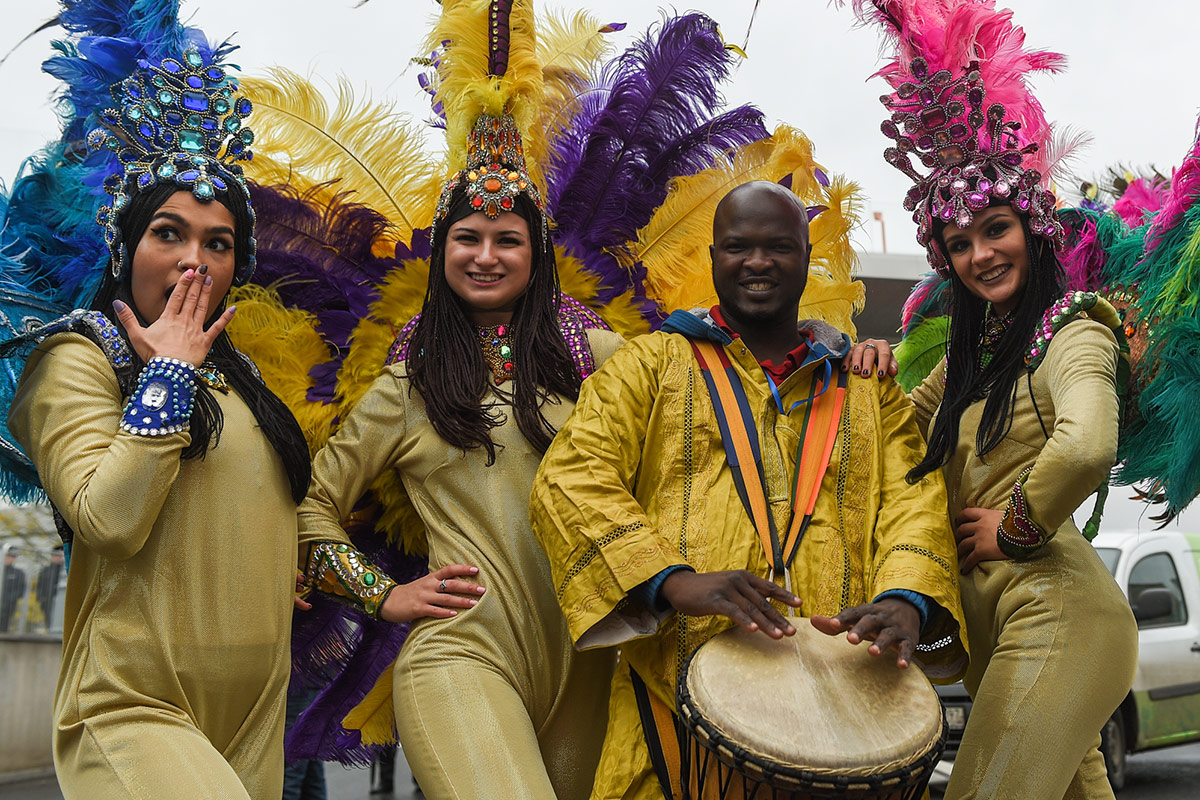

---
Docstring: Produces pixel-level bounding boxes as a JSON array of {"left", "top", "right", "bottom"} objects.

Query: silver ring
[
  {"left": 862, "top": 343, "right": 878, "bottom": 351},
  {"left": 438, "top": 579, "right": 447, "bottom": 593}
]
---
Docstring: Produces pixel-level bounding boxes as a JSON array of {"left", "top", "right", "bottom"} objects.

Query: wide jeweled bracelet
[
  {"left": 304, "top": 542, "right": 398, "bottom": 619},
  {"left": 120, "top": 357, "right": 196, "bottom": 437},
  {"left": 996, "top": 465, "right": 1050, "bottom": 560}
]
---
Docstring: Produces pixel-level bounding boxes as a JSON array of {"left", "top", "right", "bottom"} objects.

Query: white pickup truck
[{"left": 1092, "top": 530, "right": 1200, "bottom": 790}]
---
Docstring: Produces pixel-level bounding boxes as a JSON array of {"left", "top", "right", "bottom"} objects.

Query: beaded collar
[{"left": 978, "top": 307, "right": 1015, "bottom": 370}]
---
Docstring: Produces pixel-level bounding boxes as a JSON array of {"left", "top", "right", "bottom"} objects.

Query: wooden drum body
[{"left": 677, "top": 624, "right": 945, "bottom": 799}]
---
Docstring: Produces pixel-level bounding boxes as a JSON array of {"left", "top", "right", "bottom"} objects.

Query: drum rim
[{"left": 675, "top": 642, "right": 947, "bottom": 793}]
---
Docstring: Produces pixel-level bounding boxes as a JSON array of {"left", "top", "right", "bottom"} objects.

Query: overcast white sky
[{"left": 0, "top": 0, "right": 1196, "bottom": 531}]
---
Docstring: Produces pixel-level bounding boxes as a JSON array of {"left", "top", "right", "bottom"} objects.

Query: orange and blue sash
[{"left": 690, "top": 339, "right": 847, "bottom": 574}]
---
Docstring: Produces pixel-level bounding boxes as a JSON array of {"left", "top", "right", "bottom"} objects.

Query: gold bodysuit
[
  {"left": 910, "top": 318, "right": 1138, "bottom": 800},
  {"left": 9, "top": 334, "right": 298, "bottom": 800},
  {"left": 297, "top": 328, "right": 626, "bottom": 800}
]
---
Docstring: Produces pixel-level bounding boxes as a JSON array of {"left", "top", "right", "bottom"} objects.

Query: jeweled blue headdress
[{"left": 86, "top": 47, "right": 258, "bottom": 283}]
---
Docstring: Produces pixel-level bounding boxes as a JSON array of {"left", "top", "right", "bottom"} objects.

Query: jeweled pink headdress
[{"left": 851, "top": 0, "right": 1071, "bottom": 275}]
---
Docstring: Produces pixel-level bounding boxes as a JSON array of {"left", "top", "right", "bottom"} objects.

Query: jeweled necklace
[
  {"left": 478, "top": 324, "right": 514, "bottom": 385},
  {"left": 978, "top": 306, "right": 1015, "bottom": 370}
]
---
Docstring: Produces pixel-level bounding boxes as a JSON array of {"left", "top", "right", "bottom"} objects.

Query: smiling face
[
  {"left": 941, "top": 206, "right": 1031, "bottom": 317},
  {"left": 443, "top": 211, "right": 533, "bottom": 325},
  {"left": 709, "top": 183, "right": 812, "bottom": 328},
  {"left": 129, "top": 191, "right": 236, "bottom": 322}
]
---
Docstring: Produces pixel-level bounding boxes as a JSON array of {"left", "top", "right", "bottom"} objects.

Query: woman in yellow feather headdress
[{"left": 291, "top": 2, "right": 624, "bottom": 797}]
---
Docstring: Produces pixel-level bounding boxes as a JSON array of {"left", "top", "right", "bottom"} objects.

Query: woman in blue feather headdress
[{"left": 0, "top": 4, "right": 409, "bottom": 797}]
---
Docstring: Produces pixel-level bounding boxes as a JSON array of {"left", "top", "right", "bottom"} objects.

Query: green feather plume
[{"left": 894, "top": 315, "right": 949, "bottom": 393}]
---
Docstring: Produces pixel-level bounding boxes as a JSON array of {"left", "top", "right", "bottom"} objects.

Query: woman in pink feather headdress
[{"left": 843, "top": 2, "right": 1138, "bottom": 798}]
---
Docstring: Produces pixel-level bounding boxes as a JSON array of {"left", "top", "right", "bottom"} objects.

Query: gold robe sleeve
[
  {"left": 8, "top": 334, "right": 190, "bottom": 560},
  {"left": 531, "top": 337, "right": 688, "bottom": 649},
  {"left": 997, "top": 320, "right": 1119, "bottom": 558},
  {"left": 869, "top": 376, "right": 966, "bottom": 658}
]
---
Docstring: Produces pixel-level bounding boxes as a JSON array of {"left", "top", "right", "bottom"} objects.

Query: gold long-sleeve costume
[
  {"left": 530, "top": 320, "right": 969, "bottom": 800},
  {"left": 8, "top": 334, "right": 298, "bottom": 800},
  {"left": 297, "top": 328, "right": 626, "bottom": 800},
  {"left": 910, "top": 318, "right": 1138, "bottom": 800}
]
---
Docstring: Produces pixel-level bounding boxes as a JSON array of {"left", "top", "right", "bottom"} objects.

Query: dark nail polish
[
  {"left": 198, "top": 263, "right": 208, "bottom": 275},
  {"left": 112, "top": 299, "right": 127, "bottom": 312}
]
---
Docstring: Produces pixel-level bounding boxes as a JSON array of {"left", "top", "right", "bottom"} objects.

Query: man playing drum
[{"left": 531, "top": 181, "right": 969, "bottom": 799}]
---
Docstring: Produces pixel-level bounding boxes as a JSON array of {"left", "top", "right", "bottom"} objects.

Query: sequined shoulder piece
[
  {"left": 557, "top": 293, "right": 610, "bottom": 380},
  {"left": 1025, "top": 291, "right": 1117, "bottom": 370},
  {"left": 28, "top": 309, "right": 136, "bottom": 378},
  {"left": 387, "top": 315, "right": 423, "bottom": 367}
]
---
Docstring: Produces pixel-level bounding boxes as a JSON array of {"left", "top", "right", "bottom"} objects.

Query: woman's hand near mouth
[{"left": 114, "top": 267, "right": 236, "bottom": 366}]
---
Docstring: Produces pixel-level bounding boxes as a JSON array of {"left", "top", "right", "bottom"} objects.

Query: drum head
[{"left": 682, "top": 623, "right": 943, "bottom": 778}]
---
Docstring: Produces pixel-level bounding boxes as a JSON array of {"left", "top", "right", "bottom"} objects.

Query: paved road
[{"left": 5, "top": 742, "right": 1199, "bottom": 798}]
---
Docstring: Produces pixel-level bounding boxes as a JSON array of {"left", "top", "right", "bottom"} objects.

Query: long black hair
[
  {"left": 405, "top": 187, "right": 580, "bottom": 465},
  {"left": 90, "top": 182, "right": 311, "bottom": 504},
  {"left": 908, "top": 213, "right": 1066, "bottom": 483}
]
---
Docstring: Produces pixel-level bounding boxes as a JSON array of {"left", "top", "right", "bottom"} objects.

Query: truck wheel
[{"left": 1101, "top": 712, "right": 1127, "bottom": 792}]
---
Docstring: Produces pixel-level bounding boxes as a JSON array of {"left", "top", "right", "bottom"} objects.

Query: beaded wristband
[
  {"left": 120, "top": 357, "right": 196, "bottom": 437},
  {"left": 996, "top": 465, "right": 1050, "bottom": 560},
  {"left": 304, "top": 542, "right": 398, "bottom": 619}
]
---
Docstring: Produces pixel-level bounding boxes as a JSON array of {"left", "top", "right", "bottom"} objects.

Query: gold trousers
[
  {"left": 54, "top": 705, "right": 280, "bottom": 800},
  {"left": 944, "top": 529, "right": 1137, "bottom": 800},
  {"left": 393, "top": 648, "right": 612, "bottom": 800}
]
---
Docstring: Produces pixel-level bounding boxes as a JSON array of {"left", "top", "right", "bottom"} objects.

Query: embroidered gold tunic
[
  {"left": 530, "top": 326, "right": 968, "bottom": 800},
  {"left": 9, "top": 334, "right": 297, "bottom": 800}
]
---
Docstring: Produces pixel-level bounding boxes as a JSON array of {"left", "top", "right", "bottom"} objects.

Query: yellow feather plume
[
  {"left": 240, "top": 70, "right": 443, "bottom": 247},
  {"left": 341, "top": 659, "right": 397, "bottom": 747},
  {"left": 428, "top": 0, "right": 546, "bottom": 189},
  {"left": 803, "top": 174, "right": 865, "bottom": 337},
  {"left": 635, "top": 125, "right": 864, "bottom": 334},
  {"left": 225, "top": 285, "right": 339, "bottom": 452},
  {"left": 535, "top": 8, "right": 615, "bottom": 168},
  {"left": 636, "top": 125, "right": 821, "bottom": 312},
  {"left": 554, "top": 246, "right": 651, "bottom": 339}
]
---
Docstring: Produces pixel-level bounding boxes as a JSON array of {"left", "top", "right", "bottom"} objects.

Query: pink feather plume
[
  {"left": 1144, "top": 119, "right": 1200, "bottom": 252},
  {"left": 849, "top": 0, "right": 1065, "bottom": 178},
  {"left": 1112, "top": 177, "right": 1169, "bottom": 228}
]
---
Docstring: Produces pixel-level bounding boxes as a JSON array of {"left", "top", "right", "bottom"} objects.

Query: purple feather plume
[
  {"left": 248, "top": 183, "right": 422, "bottom": 402},
  {"left": 550, "top": 13, "right": 769, "bottom": 250}
]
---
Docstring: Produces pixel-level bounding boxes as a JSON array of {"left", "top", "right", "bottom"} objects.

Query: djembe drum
[{"left": 676, "top": 623, "right": 945, "bottom": 799}]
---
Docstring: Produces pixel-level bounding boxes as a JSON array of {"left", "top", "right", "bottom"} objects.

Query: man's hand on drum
[
  {"left": 810, "top": 598, "right": 921, "bottom": 669},
  {"left": 842, "top": 338, "right": 897, "bottom": 379},
  {"left": 661, "top": 570, "right": 803, "bottom": 639}
]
